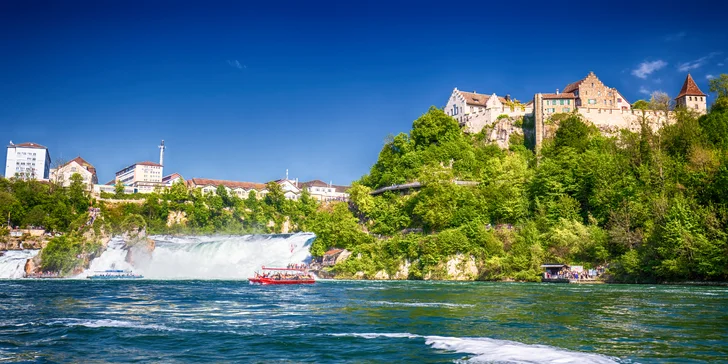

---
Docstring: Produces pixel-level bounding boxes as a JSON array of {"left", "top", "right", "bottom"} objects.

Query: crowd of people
[
  {"left": 254, "top": 271, "right": 314, "bottom": 281},
  {"left": 544, "top": 265, "right": 606, "bottom": 280},
  {"left": 286, "top": 263, "right": 308, "bottom": 270}
]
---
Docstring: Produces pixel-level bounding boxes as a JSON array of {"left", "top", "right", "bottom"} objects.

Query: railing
[{"left": 370, "top": 180, "right": 479, "bottom": 196}]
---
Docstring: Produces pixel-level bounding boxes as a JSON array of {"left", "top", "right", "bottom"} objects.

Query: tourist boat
[
  {"left": 87, "top": 269, "right": 143, "bottom": 279},
  {"left": 249, "top": 266, "right": 315, "bottom": 285}
]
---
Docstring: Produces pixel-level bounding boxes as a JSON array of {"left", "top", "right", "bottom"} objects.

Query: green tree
[{"left": 114, "top": 180, "right": 125, "bottom": 198}]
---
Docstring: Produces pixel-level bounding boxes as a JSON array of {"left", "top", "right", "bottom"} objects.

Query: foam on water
[
  {"left": 332, "top": 333, "right": 620, "bottom": 363},
  {"left": 0, "top": 250, "right": 39, "bottom": 278},
  {"left": 84, "top": 233, "right": 315, "bottom": 279}
]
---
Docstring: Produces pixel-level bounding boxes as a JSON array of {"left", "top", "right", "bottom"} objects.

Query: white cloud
[
  {"left": 639, "top": 86, "right": 651, "bottom": 95},
  {"left": 706, "top": 74, "right": 716, "bottom": 80},
  {"left": 632, "top": 60, "right": 668, "bottom": 79},
  {"left": 664, "top": 32, "right": 686, "bottom": 42},
  {"left": 718, "top": 63, "right": 725, "bottom": 67},
  {"left": 678, "top": 52, "right": 722, "bottom": 72},
  {"left": 226, "top": 60, "right": 246, "bottom": 70}
]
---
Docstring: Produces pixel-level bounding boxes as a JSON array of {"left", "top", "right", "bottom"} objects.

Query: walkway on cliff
[{"left": 370, "top": 180, "right": 479, "bottom": 196}]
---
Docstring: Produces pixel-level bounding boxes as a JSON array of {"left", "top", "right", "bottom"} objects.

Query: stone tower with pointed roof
[{"left": 675, "top": 74, "right": 707, "bottom": 114}]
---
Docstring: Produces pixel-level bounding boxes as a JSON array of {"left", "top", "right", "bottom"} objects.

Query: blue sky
[{"left": 1, "top": 1, "right": 726, "bottom": 184}]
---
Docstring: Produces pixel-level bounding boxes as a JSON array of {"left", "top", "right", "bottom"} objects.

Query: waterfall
[
  {"left": 0, "top": 250, "right": 38, "bottom": 278},
  {"left": 83, "top": 233, "right": 316, "bottom": 279}
]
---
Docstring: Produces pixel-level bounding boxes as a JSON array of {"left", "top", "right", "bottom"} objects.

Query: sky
[{"left": 1, "top": 0, "right": 727, "bottom": 185}]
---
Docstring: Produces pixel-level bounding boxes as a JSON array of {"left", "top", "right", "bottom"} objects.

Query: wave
[
  {"left": 48, "top": 318, "right": 187, "bottom": 332},
  {"left": 330, "top": 332, "right": 620, "bottom": 363}
]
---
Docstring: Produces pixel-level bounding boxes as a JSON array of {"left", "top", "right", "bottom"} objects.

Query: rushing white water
[
  {"left": 332, "top": 333, "right": 619, "bottom": 363},
  {"left": 0, "top": 250, "right": 38, "bottom": 278},
  {"left": 77, "top": 238, "right": 134, "bottom": 278},
  {"left": 83, "top": 233, "right": 315, "bottom": 279}
]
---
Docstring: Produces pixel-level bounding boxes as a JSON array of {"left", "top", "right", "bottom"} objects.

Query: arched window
[{"left": 689, "top": 96, "right": 692, "bottom": 101}]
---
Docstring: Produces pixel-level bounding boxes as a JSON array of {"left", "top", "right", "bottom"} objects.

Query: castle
[{"left": 446, "top": 73, "right": 707, "bottom": 148}]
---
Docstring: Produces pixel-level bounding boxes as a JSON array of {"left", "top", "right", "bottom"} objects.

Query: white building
[
  {"left": 444, "top": 88, "right": 533, "bottom": 134},
  {"left": 50, "top": 156, "right": 98, "bottom": 187},
  {"left": 187, "top": 178, "right": 267, "bottom": 198},
  {"left": 115, "top": 161, "right": 164, "bottom": 193},
  {"left": 4, "top": 142, "right": 51, "bottom": 180},
  {"left": 299, "top": 180, "right": 349, "bottom": 201},
  {"left": 162, "top": 173, "right": 184, "bottom": 187}
]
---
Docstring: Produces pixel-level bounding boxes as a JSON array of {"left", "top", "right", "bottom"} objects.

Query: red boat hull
[{"left": 249, "top": 277, "right": 315, "bottom": 285}]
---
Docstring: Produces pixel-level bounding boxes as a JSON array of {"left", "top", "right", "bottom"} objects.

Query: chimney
[
  {"left": 158, "top": 140, "right": 165, "bottom": 166},
  {"left": 556, "top": 89, "right": 559, "bottom": 94},
  {"left": 295, "top": 178, "right": 298, "bottom": 187},
  {"left": 505, "top": 94, "right": 510, "bottom": 102}
]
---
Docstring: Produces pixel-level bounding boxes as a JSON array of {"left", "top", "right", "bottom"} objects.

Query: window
[
  {"left": 701, "top": 97, "right": 704, "bottom": 101},
  {"left": 689, "top": 96, "right": 692, "bottom": 101},
  {"left": 598, "top": 91, "right": 601, "bottom": 96},
  {"left": 567, "top": 100, "right": 571, "bottom": 105},
  {"left": 695, "top": 104, "right": 698, "bottom": 109},
  {"left": 591, "top": 83, "right": 594, "bottom": 87},
  {"left": 617, "top": 98, "right": 622, "bottom": 103},
  {"left": 588, "top": 99, "right": 597, "bottom": 104},
  {"left": 564, "top": 107, "right": 570, "bottom": 112}
]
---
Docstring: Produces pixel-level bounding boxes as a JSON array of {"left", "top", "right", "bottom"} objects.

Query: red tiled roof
[
  {"left": 300, "top": 179, "right": 329, "bottom": 188},
  {"left": 137, "top": 161, "right": 163, "bottom": 167},
  {"left": 10, "top": 142, "right": 47, "bottom": 149},
  {"left": 563, "top": 77, "right": 586, "bottom": 94},
  {"left": 63, "top": 156, "right": 97, "bottom": 176},
  {"left": 189, "top": 178, "right": 266, "bottom": 190},
  {"left": 458, "top": 91, "right": 511, "bottom": 106},
  {"left": 333, "top": 185, "right": 350, "bottom": 193},
  {"left": 542, "top": 92, "right": 576, "bottom": 100},
  {"left": 162, "top": 173, "right": 183, "bottom": 183},
  {"left": 676, "top": 74, "right": 706, "bottom": 99},
  {"left": 324, "top": 248, "right": 344, "bottom": 256}
]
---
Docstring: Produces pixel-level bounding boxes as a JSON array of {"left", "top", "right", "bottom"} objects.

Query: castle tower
[{"left": 675, "top": 74, "right": 707, "bottom": 114}]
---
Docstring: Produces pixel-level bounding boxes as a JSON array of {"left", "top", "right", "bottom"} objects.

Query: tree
[
  {"left": 632, "top": 99, "right": 649, "bottom": 111},
  {"left": 68, "top": 173, "right": 89, "bottom": 213},
  {"left": 554, "top": 115, "right": 591, "bottom": 151},
  {"left": 709, "top": 74, "right": 728, "bottom": 99},
  {"left": 114, "top": 180, "right": 125, "bottom": 198}
]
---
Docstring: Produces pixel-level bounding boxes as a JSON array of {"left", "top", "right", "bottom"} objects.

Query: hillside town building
[
  {"left": 162, "top": 173, "right": 184, "bottom": 187},
  {"left": 444, "top": 89, "right": 533, "bottom": 134},
  {"left": 114, "top": 161, "right": 164, "bottom": 193},
  {"left": 451, "top": 72, "right": 709, "bottom": 149},
  {"left": 4, "top": 142, "right": 51, "bottom": 180},
  {"left": 50, "top": 156, "right": 98, "bottom": 187},
  {"left": 299, "top": 180, "right": 350, "bottom": 201},
  {"left": 187, "top": 178, "right": 267, "bottom": 198}
]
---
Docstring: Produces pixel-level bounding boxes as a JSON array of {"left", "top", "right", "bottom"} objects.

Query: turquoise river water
[{"left": 0, "top": 280, "right": 726, "bottom": 363}]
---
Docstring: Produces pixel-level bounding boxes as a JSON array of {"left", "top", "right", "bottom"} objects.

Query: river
[{"left": 0, "top": 280, "right": 725, "bottom": 363}]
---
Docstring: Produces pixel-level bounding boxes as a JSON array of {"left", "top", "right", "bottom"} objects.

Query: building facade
[
  {"left": 675, "top": 74, "right": 707, "bottom": 114},
  {"left": 187, "top": 178, "right": 267, "bottom": 198},
  {"left": 115, "top": 161, "right": 164, "bottom": 193},
  {"left": 162, "top": 173, "right": 184, "bottom": 187},
  {"left": 562, "top": 72, "right": 631, "bottom": 111},
  {"left": 541, "top": 92, "right": 577, "bottom": 115},
  {"left": 299, "top": 180, "right": 349, "bottom": 201},
  {"left": 444, "top": 88, "right": 533, "bottom": 133},
  {"left": 4, "top": 142, "right": 51, "bottom": 180},
  {"left": 50, "top": 156, "right": 98, "bottom": 187}
]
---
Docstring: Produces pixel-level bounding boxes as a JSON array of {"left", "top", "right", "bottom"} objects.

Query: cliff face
[{"left": 340, "top": 254, "right": 483, "bottom": 281}]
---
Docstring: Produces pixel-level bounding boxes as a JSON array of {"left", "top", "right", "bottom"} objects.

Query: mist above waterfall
[{"left": 84, "top": 233, "right": 315, "bottom": 279}]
